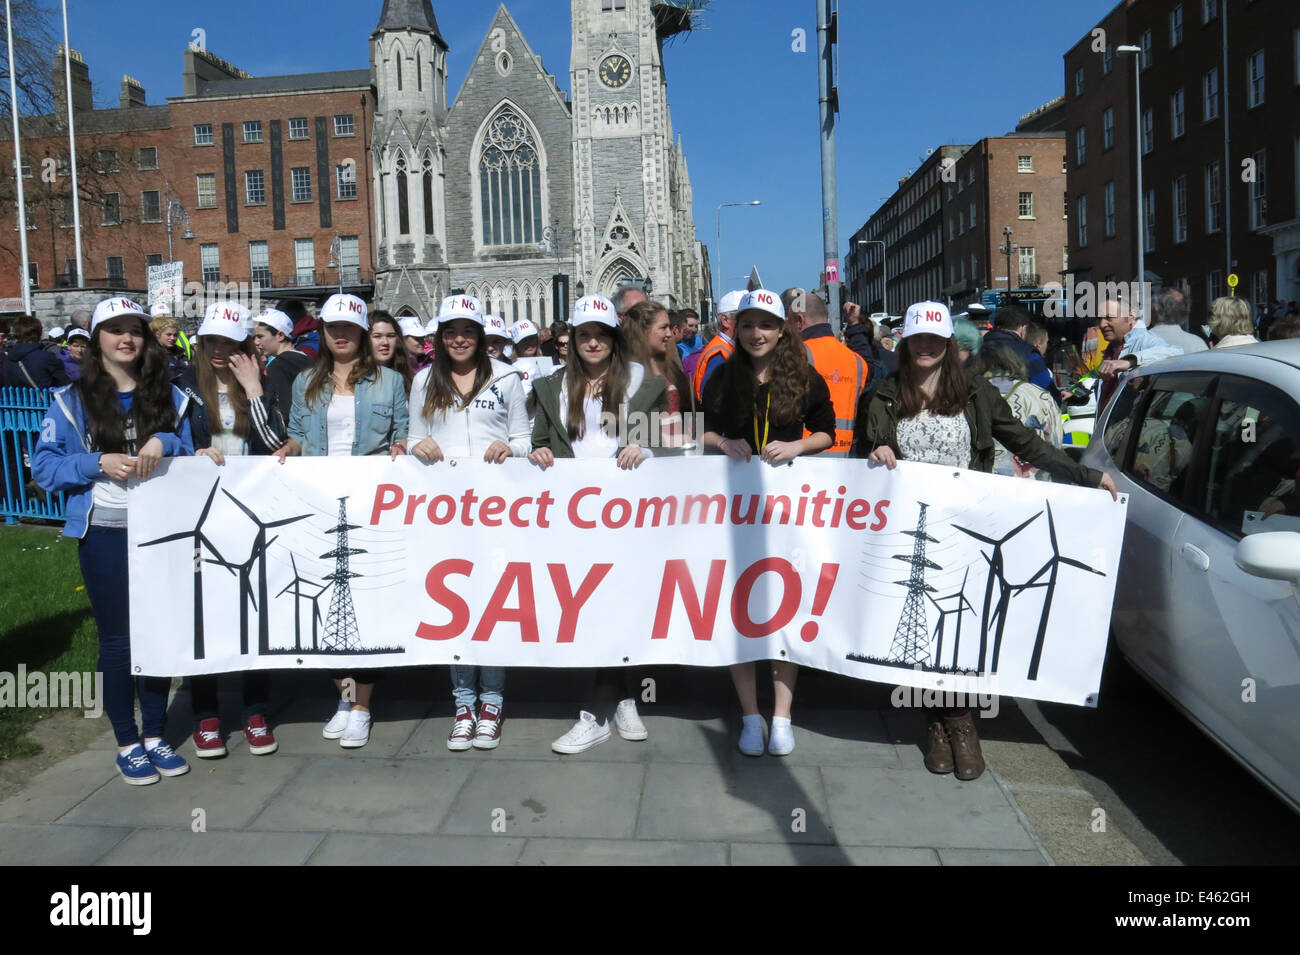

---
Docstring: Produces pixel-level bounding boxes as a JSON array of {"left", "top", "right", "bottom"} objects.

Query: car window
[
  {"left": 1102, "top": 377, "right": 1144, "bottom": 463},
  {"left": 1127, "top": 379, "right": 1211, "bottom": 498},
  {"left": 1201, "top": 375, "right": 1300, "bottom": 539}
]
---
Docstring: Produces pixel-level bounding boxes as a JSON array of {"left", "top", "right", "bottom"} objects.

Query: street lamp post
[
  {"left": 857, "top": 239, "right": 887, "bottom": 314},
  {"left": 164, "top": 183, "right": 192, "bottom": 262},
  {"left": 1000, "top": 226, "right": 1017, "bottom": 291},
  {"left": 716, "top": 200, "right": 760, "bottom": 307},
  {"left": 1116, "top": 44, "right": 1146, "bottom": 320}
]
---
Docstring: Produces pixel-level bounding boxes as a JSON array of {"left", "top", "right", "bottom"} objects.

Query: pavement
[{"left": 0, "top": 667, "right": 1149, "bottom": 865}]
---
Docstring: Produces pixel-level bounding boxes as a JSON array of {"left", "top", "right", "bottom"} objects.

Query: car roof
[{"left": 1134, "top": 339, "right": 1300, "bottom": 375}]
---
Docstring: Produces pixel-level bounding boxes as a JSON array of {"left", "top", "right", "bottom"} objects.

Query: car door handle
[{"left": 1181, "top": 543, "right": 1210, "bottom": 572}]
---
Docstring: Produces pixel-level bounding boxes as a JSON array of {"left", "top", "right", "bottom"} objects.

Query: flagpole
[
  {"left": 6, "top": 0, "right": 33, "bottom": 314},
  {"left": 61, "top": 0, "right": 82, "bottom": 287}
]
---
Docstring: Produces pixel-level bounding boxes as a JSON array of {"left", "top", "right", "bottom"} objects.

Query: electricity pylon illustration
[
  {"left": 222, "top": 490, "right": 310, "bottom": 654},
  {"left": 320, "top": 497, "right": 366, "bottom": 651},
  {"left": 926, "top": 566, "right": 977, "bottom": 670},
  {"left": 276, "top": 553, "right": 329, "bottom": 652},
  {"left": 139, "top": 479, "right": 222, "bottom": 660},
  {"left": 207, "top": 535, "right": 277, "bottom": 655},
  {"left": 887, "top": 503, "right": 941, "bottom": 665},
  {"left": 954, "top": 511, "right": 1041, "bottom": 675},
  {"left": 1005, "top": 502, "right": 1106, "bottom": 680}
]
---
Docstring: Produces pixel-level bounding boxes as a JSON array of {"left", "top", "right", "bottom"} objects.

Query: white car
[{"left": 1082, "top": 340, "right": 1300, "bottom": 813}]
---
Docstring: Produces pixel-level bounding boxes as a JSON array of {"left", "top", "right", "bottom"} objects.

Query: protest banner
[{"left": 128, "top": 456, "right": 1126, "bottom": 706}]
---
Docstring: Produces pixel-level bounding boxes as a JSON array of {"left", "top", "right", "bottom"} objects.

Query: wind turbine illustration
[
  {"left": 276, "top": 553, "right": 329, "bottom": 652},
  {"left": 222, "top": 490, "right": 311, "bottom": 655},
  {"left": 207, "top": 534, "right": 278, "bottom": 656},
  {"left": 925, "top": 566, "right": 977, "bottom": 670},
  {"left": 954, "top": 510, "right": 1042, "bottom": 675},
  {"left": 139, "top": 479, "right": 222, "bottom": 660},
  {"left": 1006, "top": 502, "right": 1106, "bottom": 680}
]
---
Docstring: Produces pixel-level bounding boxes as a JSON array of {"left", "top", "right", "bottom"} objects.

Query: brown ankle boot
[
  {"left": 923, "top": 711, "right": 954, "bottom": 774},
  {"left": 944, "top": 709, "right": 985, "bottom": 780}
]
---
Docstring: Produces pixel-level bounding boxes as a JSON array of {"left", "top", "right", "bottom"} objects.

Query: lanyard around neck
[{"left": 753, "top": 389, "right": 771, "bottom": 453}]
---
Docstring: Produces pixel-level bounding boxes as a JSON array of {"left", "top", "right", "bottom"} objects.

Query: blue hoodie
[{"left": 32, "top": 383, "right": 193, "bottom": 539}]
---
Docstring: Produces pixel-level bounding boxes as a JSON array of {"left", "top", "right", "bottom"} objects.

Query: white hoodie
[{"left": 407, "top": 357, "right": 531, "bottom": 458}]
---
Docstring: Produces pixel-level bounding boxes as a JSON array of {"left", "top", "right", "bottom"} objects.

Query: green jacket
[
  {"left": 852, "top": 369, "right": 1103, "bottom": 487},
  {"left": 530, "top": 362, "right": 669, "bottom": 458}
]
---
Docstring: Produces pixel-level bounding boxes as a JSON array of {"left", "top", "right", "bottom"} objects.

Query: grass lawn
[{"left": 0, "top": 525, "right": 98, "bottom": 759}]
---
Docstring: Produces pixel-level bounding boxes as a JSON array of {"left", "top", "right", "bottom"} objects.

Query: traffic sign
[{"left": 1227, "top": 272, "right": 1239, "bottom": 288}]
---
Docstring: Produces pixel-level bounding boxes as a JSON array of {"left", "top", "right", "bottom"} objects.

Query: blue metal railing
[{"left": 1, "top": 387, "right": 66, "bottom": 525}]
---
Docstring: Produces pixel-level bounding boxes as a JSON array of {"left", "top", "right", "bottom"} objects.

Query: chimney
[
  {"left": 52, "top": 46, "right": 92, "bottom": 120},
  {"left": 120, "top": 75, "right": 146, "bottom": 108}
]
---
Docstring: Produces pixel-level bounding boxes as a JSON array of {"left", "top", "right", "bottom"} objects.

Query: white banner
[
  {"left": 146, "top": 261, "right": 183, "bottom": 307},
  {"left": 128, "top": 457, "right": 1128, "bottom": 706}
]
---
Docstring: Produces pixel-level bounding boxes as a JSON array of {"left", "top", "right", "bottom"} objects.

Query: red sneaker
[
  {"left": 192, "top": 717, "right": 227, "bottom": 758},
  {"left": 447, "top": 705, "right": 476, "bottom": 751},
  {"left": 473, "top": 703, "right": 503, "bottom": 750},
  {"left": 244, "top": 714, "right": 278, "bottom": 755}
]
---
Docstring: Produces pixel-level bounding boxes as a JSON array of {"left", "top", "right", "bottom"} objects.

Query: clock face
[{"left": 599, "top": 54, "right": 632, "bottom": 89}]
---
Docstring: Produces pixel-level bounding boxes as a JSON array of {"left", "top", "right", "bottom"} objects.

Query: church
[{"left": 368, "top": 0, "right": 711, "bottom": 325}]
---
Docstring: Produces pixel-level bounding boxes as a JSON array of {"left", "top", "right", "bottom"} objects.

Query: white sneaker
[
  {"left": 614, "top": 698, "right": 648, "bottom": 741},
  {"left": 340, "top": 709, "right": 371, "bottom": 749},
  {"left": 551, "top": 710, "right": 611, "bottom": 754},
  {"left": 738, "top": 715, "right": 765, "bottom": 756},
  {"left": 768, "top": 717, "right": 795, "bottom": 756},
  {"left": 322, "top": 700, "right": 352, "bottom": 739}
]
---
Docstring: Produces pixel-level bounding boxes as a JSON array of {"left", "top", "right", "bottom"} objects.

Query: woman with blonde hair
[
  {"left": 150, "top": 315, "right": 190, "bottom": 373},
  {"left": 1208, "top": 296, "right": 1258, "bottom": 348}
]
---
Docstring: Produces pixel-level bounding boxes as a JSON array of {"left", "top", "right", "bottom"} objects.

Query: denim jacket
[{"left": 288, "top": 365, "right": 409, "bottom": 456}]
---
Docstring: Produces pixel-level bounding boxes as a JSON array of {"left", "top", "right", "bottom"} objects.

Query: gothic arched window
[
  {"left": 479, "top": 107, "right": 543, "bottom": 246},
  {"left": 422, "top": 154, "right": 434, "bottom": 236},
  {"left": 395, "top": 153, "right": 410, "bottom": 236}
]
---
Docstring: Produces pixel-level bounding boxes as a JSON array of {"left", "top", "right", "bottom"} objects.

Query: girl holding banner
[
  {"left": 700, "top": 289, "right": 835, "bottom": 757},
  {"left": 530, "top": 294, "right": 668, "bottom": 754},
  {"left": 279, "top": 293, "right": 410, "bottom": 750},
  {"left": 408, "top": 294, "right": 530, "bottom": 751},
  {"left": 623, "top": 300, "right": 694, "bottom": 450},
  {"left": 32, "top": 296, "right": 195, "bottom": 786},
  {"left": 178, "top": 301, "right": 290, "bottom": 759},
  {"left": 855, "top": 301, "right": 1117, "bottom": 781}
]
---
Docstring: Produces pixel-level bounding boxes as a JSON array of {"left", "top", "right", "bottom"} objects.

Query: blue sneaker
[
  {"left": 144, "top": 740, "right": 190, "bottom": 777},
  {"left": 116, "top": 745, "right": 160, "bottom": 786}
]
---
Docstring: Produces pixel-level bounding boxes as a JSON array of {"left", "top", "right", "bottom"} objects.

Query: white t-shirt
[
  {"left": 211, "top": 387, "right": 248, "bottom": 458},
  {"left": 326, "top": 394, "right": 356, "bottom": 457},
  {"left": 572, "top": 393, "right": 618, "bottom": 459}
]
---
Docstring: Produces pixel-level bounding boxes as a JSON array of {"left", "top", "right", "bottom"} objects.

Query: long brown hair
[
  {"left": 303, "top": 322, "right": 379, "bottom": 409},
  {"left": 369, "top": 312, "right": 413, "bottom": 396},
  {"left": 421, "top": 321, "right": 493, "bottom": 420},
  {"left": 712, "top": 316, "right": 810, "bottom": 427},
  {"left": 565, "top": 322, "right": 631, "bottom": 441},
  {"left": 896, "top": 335, "right": 970, "bottom": 418},
  {"left": 623, "top": 300, "right": 692, "bottom": 409},
  {"left": 195, "top": 336, "right": 255, "bottom": 437},
  {"left": 76, "top": 316, "right": 176, "bottom": 453}
]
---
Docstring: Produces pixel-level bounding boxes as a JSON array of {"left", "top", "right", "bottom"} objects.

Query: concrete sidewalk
[{"left": 0, "top": 671, "right": 1148, "bottom": 865}]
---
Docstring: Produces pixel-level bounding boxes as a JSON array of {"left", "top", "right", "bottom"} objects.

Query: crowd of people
[{"left": 20, "top": 274, "right": 1293, "bottom": 789}]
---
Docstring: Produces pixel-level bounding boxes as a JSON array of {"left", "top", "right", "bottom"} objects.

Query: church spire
[{"left": 373, "top": 0, "right": 446, "bottom": 47}]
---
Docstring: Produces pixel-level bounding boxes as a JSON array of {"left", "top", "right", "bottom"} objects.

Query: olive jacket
[
  {"left": 531, "top": 361, "right": 668, "bottom": 459},
  {"left": 852, "top": 369, "right": 1104, "bottom": 486}
]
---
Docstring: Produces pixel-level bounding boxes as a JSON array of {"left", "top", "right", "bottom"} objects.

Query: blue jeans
[
  {"left": 451, "top": 666, "right": 504, "bottom": 709},
  {"left": 78, "top": 526, "right": 172, "bottom": 747}
]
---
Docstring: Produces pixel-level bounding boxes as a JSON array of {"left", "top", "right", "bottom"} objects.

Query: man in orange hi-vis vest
[
  {"left": 692, "top": 289, "right": 746, "bottom": 402},
  {"left": 783, "top": 288, "right": 869, "bottom": 457}
]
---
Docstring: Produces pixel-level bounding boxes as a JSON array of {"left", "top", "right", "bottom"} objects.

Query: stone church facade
[{"left": 369, "top": 0, "right": 709, "bottom": 326}]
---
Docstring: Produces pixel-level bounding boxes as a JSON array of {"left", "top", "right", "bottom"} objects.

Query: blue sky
[{"left": 59, "top": 0, "right": 1115, "bottom": 295}]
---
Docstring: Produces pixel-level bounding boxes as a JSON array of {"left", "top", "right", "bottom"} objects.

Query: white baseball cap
[
  {"left": 67, "top": 327, "right": 90, "bottom": 341},
  {"left": 255, "top": 307, "right": 294, "bottom": 339},
  {"left": 736, "top": 288, "right": 785, "bottom": 321},
  {"left": 483, "top": 314, "right": 509, "bottom": 339},
  {"left": 902, "top": 301, "right": 954, "bottom": 339},
  {"left": 718, "top": 289, "right": 747, "bottom": 316},
  {"left": 438, "top": 294, "right": 484, "bottom": 327},
  {"left": 48, "top": 326, "right": 65, "bottom": 340},
  {"left": 198, "top": 300, "right": 252, "bottom": 342},
  {"left": 149, "top": 299, "right": 173, "bottom": 318},
  {"left": 398, "top": 317, "right": 426, "bottom": 338},
  {"left": 571, "top": 294, "right": 618, "bottom": 329},
  {"left": 319, "top": 293, "right": 369, "bottom": 329},
  {"left": 91, "top": 296, "right": 147, "bottom": 331},
  {"left": 510, "top": 319, "right": 539, "bottom": 344}
]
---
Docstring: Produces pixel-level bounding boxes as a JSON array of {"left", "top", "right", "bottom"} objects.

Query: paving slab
[
  {"left": 1010, "top": 791, "right": 1148, "bottom": 866},
  {"left": 440, "top": 761, "right": 644, "bottom": 839},
  {"left": 0, "top": 746, "right": 117, "bottom": 824},
  {"left": 762, "top": 710, "right": 905, "bottom": 768},
  {"left": 938, "top": 848, "right": 1048, "bottom": 866},
  {"left": 517, "top": 837, "right": 727, "bottom": 865},
  {"left": 307, "top": 832, "right": 526, "bottom": 865},
  {"left": 636, "top": 761, "right": 836, "bottom": 845},
  {"left": 59, "top": 756, "right": 307, "bottom": 831},
  {"left": 729, "top": 843, "right": 939, "bottom": 866},
  {"left": 0, "top": 822, "right": 132, "bottom": 865},
  {"left": 250, "top": 756, "right": 472, "bottom": 834},
  {"left": 821, "top": 765, "right": 1038, "bottom": 850},
  {"left": 97, "top": 829, "right": 324, "bottom": 865}
]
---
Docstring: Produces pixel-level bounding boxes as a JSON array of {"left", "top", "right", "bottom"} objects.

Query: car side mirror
[{"left": 1234, "top": 532, "right": 1300, "bottom": 583}]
